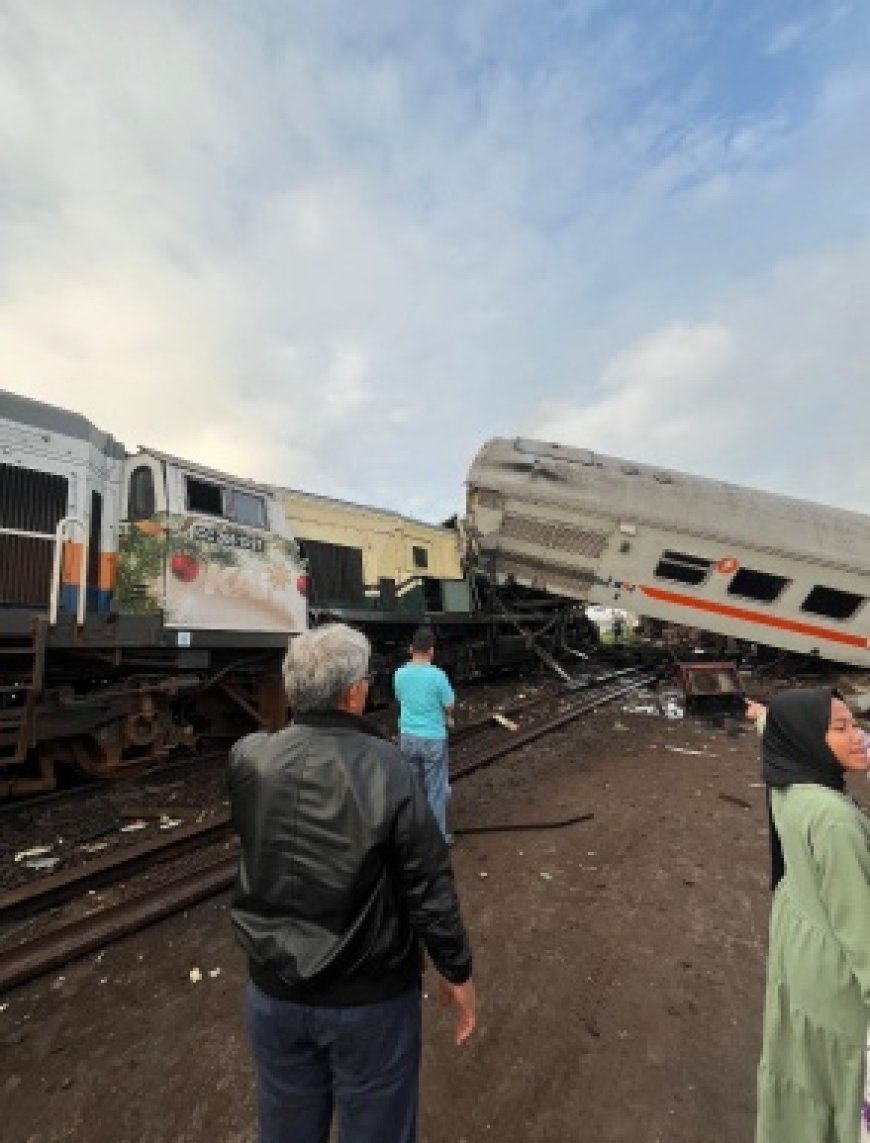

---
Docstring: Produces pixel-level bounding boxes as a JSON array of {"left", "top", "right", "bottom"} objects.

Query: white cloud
[
  {"left": 0, "top": 0, "right": 868, "bottom": 525},
  {"left": 526, "top": 240, "right": 870, "bottom": 511}
]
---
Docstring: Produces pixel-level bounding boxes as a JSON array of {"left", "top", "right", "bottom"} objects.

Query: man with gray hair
[{"left": 229, "top": 623, "right": 475, "bottom": 1143}]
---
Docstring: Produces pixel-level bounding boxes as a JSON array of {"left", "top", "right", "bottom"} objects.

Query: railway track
[{"left": 0, "top": 667, "right": 658, "bottom": 992}]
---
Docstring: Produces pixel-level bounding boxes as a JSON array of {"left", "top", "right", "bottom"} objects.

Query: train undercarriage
[
  {"left": 0, "top": 611, "right": 288, "bottom": 797},
  {"left": 0, "top": 586, "right": 599, "bottom": 799}
]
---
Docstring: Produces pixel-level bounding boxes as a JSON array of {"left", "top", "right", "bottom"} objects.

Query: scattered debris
[
  {"left": 479, "top": 871, "right": 488, "bottom": 879},
  {"left": 189, "top": 967, "right": 203, "bottom": 984},
  {"left": 665, "top": 746, "right": 716, "bottom": 757},
  {"left": 677, "top": 661, "right": 745, "bottom": 716},
  {"left": 718, "top": 792, "right": 753, "bottom": 810},
  {"left": 158, "top": 816, "right": 183, "bottom": 830},
  {"left": 623, "top": 703, "right": 659, "bottom": 715},
  {"left": 14, "top": 846, "right": 61, "bottom": 872},
  {"left": 663, "top": 699, "right": 684, "bottom": 720},
  {"left": 540, "top": 872, "right": 553, "bottom": 881},
  {"left": 22, "top": 857, "right": 61, "bottom": 872},
  {"left": 208, "top": 968, "right": 221, "bottom": 979},
  {"left": 492, "top": 713, "right": 519, "bottom": 732},
  {"left": 14, "top": 846, "right": 53, "bottom": 862},
  {"left": 120, "top": 821, "right": 149, "bottom": 833},
  {"left": 80, "top": 841, "right": 110, "bottom": 854}
]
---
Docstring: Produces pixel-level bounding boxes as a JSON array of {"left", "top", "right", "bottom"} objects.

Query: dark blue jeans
[
  {"left": 245, "top": 982, "right": 421, "bottom": 1143},
  {"left": 400, "top": 735, "right": 450, "bottom": 838}
]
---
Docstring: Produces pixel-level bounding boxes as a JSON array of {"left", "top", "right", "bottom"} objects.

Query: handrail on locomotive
[
  {"left": 48, "top": 516, "right": 88, "bottom": 627},
  {"left": 0, "top": 516, "right": 89, "bottom": 628}
]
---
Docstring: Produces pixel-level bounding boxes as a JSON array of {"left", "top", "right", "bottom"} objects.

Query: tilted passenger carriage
[{"left": 466, "top": 437, "right": 870, "bottom": 667}]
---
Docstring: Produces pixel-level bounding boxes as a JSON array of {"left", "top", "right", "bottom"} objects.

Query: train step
[{"left": 0, "top": 727, "right": 24, "bottom": 748}]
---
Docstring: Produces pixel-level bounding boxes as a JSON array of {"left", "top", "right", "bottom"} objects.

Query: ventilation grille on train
[
  {"left": 0, "top": 535, "right": 56, "bottom": 606},
  {"left": 497, "top": 555, "right": 595, "bottom": 597},
  {"left": 0, "top": 464, "right": 68, "bottom": 533},
  {"left": 0, "top": 465, "right": 68, "bottom": 607},
  {"left": 499, "top": 514, "right": 609, "bottom": 558}
]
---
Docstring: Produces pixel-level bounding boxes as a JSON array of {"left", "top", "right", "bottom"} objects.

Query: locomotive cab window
[
  {"left": 653, "top": 550, "right": 711, "bottom": 586},
  {"left": 800, "top": 585, "right": 865, "bottom": 620},
  {"left": 186, "top": 477, "right": 224, "bottom": 517},
  {"left": 229, "top": 489, "right": 267, "bottom": 529},
  {"left": 727, "top": 568, "right": 790, "bottom": 603},
  {"left": 128, "top": 466, "right": 156, "bottom": 521},
  {"left": 412, "top": 545, "right": 429, "bottom": 570}
]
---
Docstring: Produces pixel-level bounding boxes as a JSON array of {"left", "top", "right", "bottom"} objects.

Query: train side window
[
  {"left": 653, "top": 550, "right": 711, "bottom": 586},
  {"left": 128, "top": 466, "right": 155, "bottom": 521},
  {"left": 412, "top": 545, "right": 429, "bottom": 570},
  {"left": 800, "top": 585, "right": 865, "bottom": 620},
  {"left": 727, "top": 568, "right": 790, "bottom": 603},
  {"left": 186, "top": 477, "right": 224, "bottom": 517},
  {"left": 230, "top": 490, "right": 267, "bottom": 529}
]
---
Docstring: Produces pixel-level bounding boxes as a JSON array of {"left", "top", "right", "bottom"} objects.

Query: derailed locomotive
[
  {"left": 0, "top": 393, "right": 578, "bottom": 796},
  {"left": 466, "top": 437, "right": 870, "bottom": 668}
]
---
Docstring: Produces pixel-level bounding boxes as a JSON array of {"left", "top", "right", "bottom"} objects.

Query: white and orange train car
[
  {"left": 0, "top": 389, "right": 308, "bottom": 794},
  {"left": 466, "top": 437, "right": 870, "bottom": 668}
]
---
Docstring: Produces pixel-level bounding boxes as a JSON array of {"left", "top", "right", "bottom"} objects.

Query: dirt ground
[{"left": 2, "top": 695, "right": 867, "bottom": 1143}]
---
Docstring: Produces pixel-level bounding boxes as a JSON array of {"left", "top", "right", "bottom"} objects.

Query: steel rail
[
  {"left": 0, "top": 749, "right": 228, "bottom": 818},
  {"left": 0, "top": 855, "right": 237, "bottom": 994},
  {"left": 448, "top": 666, "right": 650, "bottom": 746},
  {"left": 0, "top": 814, "right": 233, "bottom": 925},
  {"left": 0, "top": 669, "right": 656, "bottom": 992},
  {"left": 451, "top": 672, "right": 656, "bottom": 783}
]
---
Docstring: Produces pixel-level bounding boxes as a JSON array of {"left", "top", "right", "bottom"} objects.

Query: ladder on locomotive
[{"left": 0, "top": 618, "right": 48, "bottom": 766}]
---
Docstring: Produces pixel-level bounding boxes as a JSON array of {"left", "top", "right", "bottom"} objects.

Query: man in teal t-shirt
[{"left": 394, "top": 627, "right": 455, "bottom": 843}]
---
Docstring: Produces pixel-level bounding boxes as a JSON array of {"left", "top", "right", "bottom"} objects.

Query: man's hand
[
  {"left": 745, "top": 700, "right": 766, "bottom": 723},
  {"left": 438, "top": 977, "right": 476, "bottom": 1045}
]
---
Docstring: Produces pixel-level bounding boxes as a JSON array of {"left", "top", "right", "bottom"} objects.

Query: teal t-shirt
[{"left": 394, "top": 663, "right": 455, "bottom": 740}]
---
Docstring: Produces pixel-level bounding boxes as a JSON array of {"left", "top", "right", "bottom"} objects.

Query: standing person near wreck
[
  {"left": 755, "top": 687, "right": 870, "bottom": 1143},
  {"left": 228, "top": 623, "right": 475, "bottom": 1143},
  {"left": 394, "top": 626, "right": 456, "bottom": 843}
]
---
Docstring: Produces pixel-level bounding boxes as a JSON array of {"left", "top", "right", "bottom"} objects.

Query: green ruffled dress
[{"left": 756, "top": 784, "right": 870, "bottom": 1143}]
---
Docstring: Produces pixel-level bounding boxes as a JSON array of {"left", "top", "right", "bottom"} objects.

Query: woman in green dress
[{"left": 756, "top": 688, "right": 870, "bottom": 1143}]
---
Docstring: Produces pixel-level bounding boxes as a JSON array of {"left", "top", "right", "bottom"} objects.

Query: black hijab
[{"left": 761, "top": 687, "right": 846, "bottom": 890}]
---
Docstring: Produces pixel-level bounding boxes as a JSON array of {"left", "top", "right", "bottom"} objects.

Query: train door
[{"left": 117, "top": 455, "right": 169, "bottom": 616}]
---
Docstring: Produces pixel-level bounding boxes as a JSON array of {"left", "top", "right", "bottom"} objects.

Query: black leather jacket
[{"left": 228, "top": 709, "right": 472, "bottom": 1006}]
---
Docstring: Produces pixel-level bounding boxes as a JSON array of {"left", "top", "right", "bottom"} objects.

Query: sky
[{"left": 1, "top": 0, "right": 869, "bottom": 522}]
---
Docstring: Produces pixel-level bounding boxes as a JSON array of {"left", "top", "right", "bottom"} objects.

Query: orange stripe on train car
[
  {"left": 61, "top": 541, "right": 84, "bottom": 583},
  {"left": 99, "top": 552, "right": 118, "bottom": 591},
  {"left": 61, "top": 544, "right": 119, "bottom": 591},
  {"left": 640, "top": 585, "right": 870, "bottom": 650}
]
